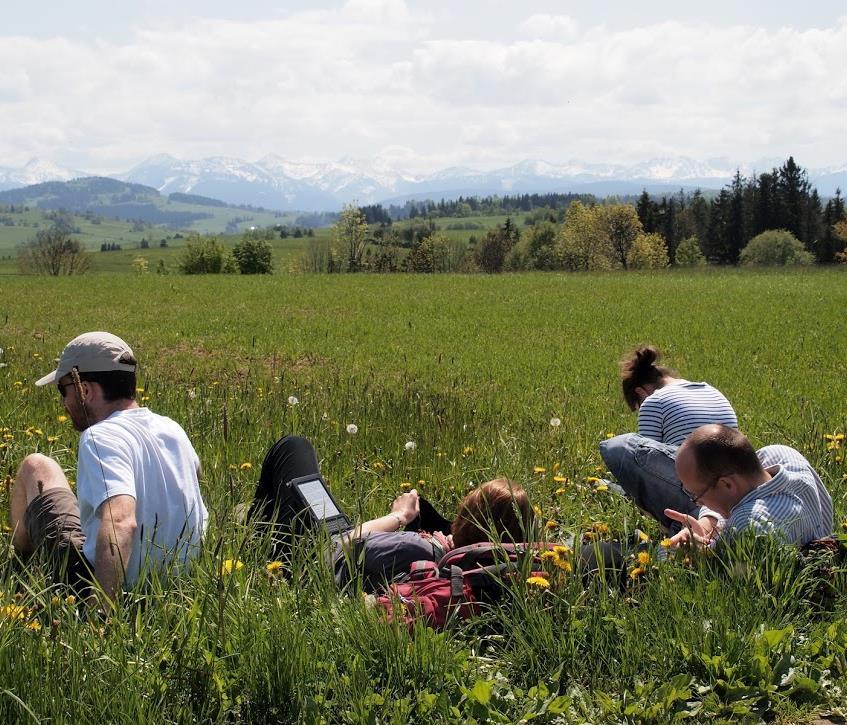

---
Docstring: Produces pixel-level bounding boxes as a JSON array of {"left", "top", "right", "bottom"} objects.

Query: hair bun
[{"left": 635, "top": 345, "right": 660, "bottom": 370}]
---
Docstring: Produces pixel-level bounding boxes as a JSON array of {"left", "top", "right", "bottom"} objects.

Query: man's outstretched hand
[{"left": 664, "top": 509, "right": 719, "bottom": 549}]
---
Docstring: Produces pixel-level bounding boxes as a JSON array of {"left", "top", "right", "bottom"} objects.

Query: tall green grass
[{"left": 0, "top": 269, "right": 845, "bottom": 722}]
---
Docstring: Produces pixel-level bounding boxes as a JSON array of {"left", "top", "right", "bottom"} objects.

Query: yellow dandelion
[
  {"left": 400, "top": 482, "right": 412, "bottom": 490},
  {"left": 583, "top": 531, "right": 597, "bottom": 542},
  {"left": 555, "top": 487, "right": 567, "bottom": 495},
  {"left": 462, "top": 446, "right": 473, "bottom": 456},
  {"left": 372, "top": 461, "right": 385, "bottom": 471},
  {"left": 594, "top": 483, "right": 609, "bottom": 492},
  {"left": 553, "top": 545, "right": 571, "bottom": 557},
  {"left": 533, "top": 505, "right": 543, "bottom": 517},
  {"left": 47, "top": 436, "right": 57, "bottom": 443},
  {"left": 629, "top": 566, "right": 646, "bottom": 579},
  {"left": 57, "top": 415, "right": 68, "bottom": 423},
  {"left": 553, "top": 475, "right": 568, "bottom": 483},
  {"left": 526, "top": 575, "right": 550, "bottom": 589},
  {"left": 51, "top": 596, "right": 61, "bottom": 607},
  {"left": 637, "top": 551, "right": 651, "bottom": 566},
  {"left": 65, "top": 595, "right": 76, "bottom": 605},
  {"left": 13, "top": 381, "right": 22, "bottom": 387},
  {"left": 24, "top": 620, "right": 41, "bottom": 631},
  {"left": 239, "top": 462, "right": 253, "bottom": 470},
  {"left": 220, "top": 559, "right": 244, "bottom": 575},
  {"left": 540, "top": 550, "right": 558, "bottom": 562},
  {"left": 265, "top": 561, "right": 283, "bottom": 574},
  {"left": 660, "top": 538, "right": 674, "bottom": 548},
  {"left": 586, "top": 476, "right": 601, "bottom": 484},
  {"left": 533, "top": 466, "right": 547, "bottom": 474},
  {"left": 546, "top": 520, "right": 559, "bottom": 530},
  {"left": 417, "top": 479, "right": 425, "bottom": 486},
  {"left": 552, "top": 461, "right": 560, "bottom": 472},
  {"left": 554, "top": 558, "right": 573, "bottom": 573},
  {"left": 637, "top": 531, "right": 650, "bottom": 543},
  {"left": 136, "top": 387, "right": 145, "bottom": 393},
  {"left": 590, "top": 522, "right": 610, "bottom": 534}
]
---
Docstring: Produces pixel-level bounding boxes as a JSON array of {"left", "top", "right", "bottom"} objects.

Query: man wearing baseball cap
[{"left": 9, "top": 331, "right": 208, "bottom": 604}]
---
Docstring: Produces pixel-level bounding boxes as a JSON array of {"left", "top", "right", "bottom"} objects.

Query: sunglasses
[{"left": 56, "top": 381, "right": 76, "bottom": 398}]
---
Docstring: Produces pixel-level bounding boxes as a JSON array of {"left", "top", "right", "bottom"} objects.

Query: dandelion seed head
[
  {"left": 346, "top": 423, "right": 358, "bottom": 435},
  {"left": 404, "top": 440, "right": 416, "bottom": 451},
  {"left": 549, "top": 417, "right": 561, "bottom": 427},
  {"left": 287, "top": 395, "right": 299, "bottom": 406}
]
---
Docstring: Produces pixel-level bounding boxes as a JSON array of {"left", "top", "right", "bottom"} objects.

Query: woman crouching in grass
[{"left": 248, "top": 435, "right": 535, "bottom": 591}]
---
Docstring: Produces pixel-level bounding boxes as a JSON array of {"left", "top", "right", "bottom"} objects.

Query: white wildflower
[
  {"left": 404, "top": 440, "right": 416, "bottom": 451},
  {"left": 346, "top": 423, "right": 358, "bottom": 435},
  {"left": 287, "top": 395, "right": 299, "bottom": 406},
  {"left": 550, "top": 417, "right": 562, "bottom": 427}
]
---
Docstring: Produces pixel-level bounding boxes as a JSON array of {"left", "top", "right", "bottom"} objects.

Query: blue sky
[{"left": 3, "top": 1, "right": 846, "bottom": 173}]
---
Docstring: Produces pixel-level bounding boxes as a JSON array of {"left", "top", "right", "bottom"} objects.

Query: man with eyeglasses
[
  {"left": 665, "top": 424, "right": 832, "bottom": 548},
  {"left": 9, "top": 331, "right": 207, "bottom": 606}
]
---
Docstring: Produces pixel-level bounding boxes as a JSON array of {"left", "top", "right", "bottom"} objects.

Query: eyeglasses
[
  {"left": 682, "top": 479, "right": 717, "bottom": 505},
  {"left": 56, "top": 381, "right": 75, "bottom": 398}
]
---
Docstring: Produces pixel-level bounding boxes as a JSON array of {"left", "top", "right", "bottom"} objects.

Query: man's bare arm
[{"left": 92, "top": 494, "right": 137, "bottom": 604}]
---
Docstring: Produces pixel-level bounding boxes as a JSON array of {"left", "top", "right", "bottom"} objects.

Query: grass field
[
  {"left": 0, "top": 210, "right": 522, "bottom": 275},
  {"left": 0, "top": 269, "right": 845, "bottom": 722}
]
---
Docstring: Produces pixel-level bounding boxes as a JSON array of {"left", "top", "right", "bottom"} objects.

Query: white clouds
[
  {"left": 1, "top": 6, "right": 846, "bottom": 173},
  {"left": 519, "top": 14, "right": 579, "bottom": 40}
]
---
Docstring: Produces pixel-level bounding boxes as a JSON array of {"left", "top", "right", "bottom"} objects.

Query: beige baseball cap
[{"left": 36, "top": 331, "right": 137, "bottom": 386}]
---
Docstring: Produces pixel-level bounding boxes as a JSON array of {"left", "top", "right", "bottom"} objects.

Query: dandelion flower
[
  {"left": 594, "top": 483, "right": 609, "bottom": 493},
  {"left": 346, "top": 423, "right": 358, "bottom": 435},
  {"left": 540, "top": 551, "right": 558, "bottom": 562},
  {"left": 554, "top": 558, "right": 573, "bottom": 573},
  {"left": 417, "top": 479, "right": 425, "bottom": 486},
  {"left": 266, "top": 561, "right": 283, "bottom": 575},
  {"left": 57, "top": 415, "right": 68, "bottom": 423},
  {"left": 555, "top": 487, "right": 567, "bottom": 495},
  {"left": 660, "top": 538, "right": 674, "bottom": 548},
  {"left": 553, "top": 545, "right": 571, "bottom": 557},
  {"left": 553, "top": 475, "right": 568, "bottom": 483},
  {"left": 533, "top": 466, "right": 547, "bottom": 474},
  {"left": 400, "top": 482, "right": 412, "bottom": 490},
  {"left": 546, "top": 520, "right": 559, "bottom": 530},
  {"left": 404, "top": 441, "right": 416, "bottom": 451},
  {"left": 637, "top": 531, "right": 650, "bottom": 543},
  {"left": 462, "top": 446, "right": 473, "bottom": 456},
  {"left": 24, "top": 620, "right": 41, "bottom": 631},
  {"left": 550, "top": 417, "right": 562, "bottom": 427},
  {"left": 526, "top": 575, "right": 550, "bottom": 589},
  {"left": 287, "top": 395, "right": 299, "bottom": 406},
  {"left": 629, "top": 566, "right": 645, "bottom": 579},
  {"left": 220, "top": 559, "right": 244, "bottom": 575},
  {"left": 240, "top": 462, "right": 253, "bottom": 470},
  {"left": 637, "top": 551, "right": 651, "bottom": 566}
]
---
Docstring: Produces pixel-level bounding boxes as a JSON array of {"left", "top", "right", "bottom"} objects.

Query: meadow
[{"left": 0, "top": 269, "right": 846, "bottom": 722}]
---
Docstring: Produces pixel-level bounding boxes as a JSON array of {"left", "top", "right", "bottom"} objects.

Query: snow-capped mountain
[
  {"left": 2, "top": 154, "right": 843, "bottom": 210},
  {"left": 0, "top": 158, "right": 86, "bottom": 191}
]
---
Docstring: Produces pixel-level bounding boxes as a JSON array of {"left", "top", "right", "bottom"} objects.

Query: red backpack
[{"left": 376, "top": 542, "right": 553, "bottom": 631}]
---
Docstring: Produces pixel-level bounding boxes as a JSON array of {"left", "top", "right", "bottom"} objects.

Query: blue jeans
[{"left": 599, "top": 434, "right": 704, "bottom": 534}]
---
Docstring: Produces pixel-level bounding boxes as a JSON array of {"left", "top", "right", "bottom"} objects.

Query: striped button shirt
[
  {"left": 637, "top": 381, "right": 738, "bottom": 447},
  {"left": 723, "top": 445, "right": 833, "bottom": 545}
]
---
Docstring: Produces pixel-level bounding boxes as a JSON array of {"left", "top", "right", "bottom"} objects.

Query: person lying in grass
[
  {"left": 249, "top": 435, "right": 535, "bottom": 590},
  {"left": 599, "top": 345, "right": 738, "bottom": 538},
  {"left": 666, "top": 424, "right": 833, "bottom": 549}
]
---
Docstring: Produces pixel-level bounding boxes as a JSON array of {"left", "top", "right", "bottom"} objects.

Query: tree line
[{"left": 636, "top": 157, "right": 845, "bottom": 264}]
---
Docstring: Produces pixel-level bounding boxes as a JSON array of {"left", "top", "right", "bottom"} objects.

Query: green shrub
[
  {"left": 740, "top": 229, "right": 813, "bottom": 266},
  {"left": 232, "top": 236, "right": 273, "bottom": 274},
  {"left": 674, "top": 235, "right": 707, "bottom": 267},
  {"left": 178, "top": 236, "right": 227, "bottom": 274},
  {"left": 626, "top": 232, "right": 669, "bottom": 269}
]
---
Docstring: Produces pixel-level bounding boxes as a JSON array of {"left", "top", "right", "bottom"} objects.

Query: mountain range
[{"left": 2, "top": 154, "right": 845, "bottom": 211}]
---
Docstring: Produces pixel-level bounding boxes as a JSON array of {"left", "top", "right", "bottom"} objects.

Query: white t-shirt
[{"left": 77, "top": 407, "right": 208, "bottom": 586}]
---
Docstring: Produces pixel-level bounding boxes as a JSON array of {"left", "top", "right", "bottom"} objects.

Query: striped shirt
[
  {"left": 723, "top": 445, "right": 833, "bottom": 545},
  {"left": 637, "top": 381, "right": 738, "bottom": 446}
]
